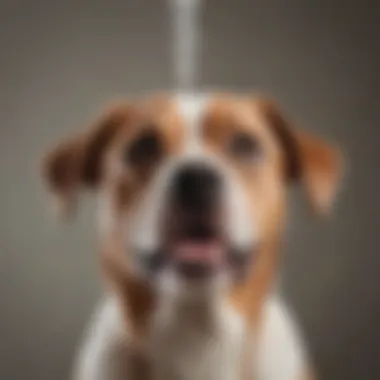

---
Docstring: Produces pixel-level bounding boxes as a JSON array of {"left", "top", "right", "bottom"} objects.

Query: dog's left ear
[
  {"left": 42, "top": 102, "right": 131, "bottom": 219},
  {"left": 258, "top": 99, "right": 344, "bottom": 216}
]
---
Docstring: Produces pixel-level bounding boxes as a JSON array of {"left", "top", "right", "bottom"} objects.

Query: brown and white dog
[{"left": 42, "top": 92, "right": 342, "bottom": 380}]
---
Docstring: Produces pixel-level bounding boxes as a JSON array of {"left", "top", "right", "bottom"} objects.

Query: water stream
[{"left": 168, "top": 0, "right": 202, "bottom": 92}]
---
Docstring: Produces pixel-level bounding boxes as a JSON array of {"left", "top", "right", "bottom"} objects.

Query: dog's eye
[
  {"left": 229, "top": 132, "right": 262, "bottom": 163},
  {"left": 125, "top": 129, "right": 163, "bottom": 168}
]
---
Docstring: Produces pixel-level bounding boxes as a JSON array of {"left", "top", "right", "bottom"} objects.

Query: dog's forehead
[
  {"left": 137, "top": 93, "right": 269, "bottom": 147},
  {"left": 171, "top": 93, "right": 266, "bottom": 128},
  {"left": 140, "top": 93, "right": 262, "bottom": 125}
]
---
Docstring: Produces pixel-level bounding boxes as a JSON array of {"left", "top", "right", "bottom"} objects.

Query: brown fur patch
[
  {"left": 101, "top": 247, "right": 155, "bottom": 344},
  {"left": 203, "top": 96, "right": 287, "bottom": 326}
]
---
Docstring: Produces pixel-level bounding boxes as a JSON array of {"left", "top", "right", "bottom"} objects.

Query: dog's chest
[{"left": 148, "top": 302, "right": 244, "bottom": 380}]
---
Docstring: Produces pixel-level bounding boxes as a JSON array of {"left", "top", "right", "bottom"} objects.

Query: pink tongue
[{"left": 173, "top": 242, "right": 223, "bottom": 265}]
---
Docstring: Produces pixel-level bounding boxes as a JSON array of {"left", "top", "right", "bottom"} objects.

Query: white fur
[
  {"left": 74, "top": 294, "right": 306, "bottom": 380},
  {"left": 73, "top": 298, "right": 130, "bottom": 380},
  {"left": 256, "top": 296, "right": 308, "bottom": 380},
  {"left": 128, "top": 162, "right": 174, "bottom": 253},
  {"left": 150, "top": 294, "right": 244, "bottom": 380},
  {"left": 175, "top": 92, "right": 208, "bottom": 155}
]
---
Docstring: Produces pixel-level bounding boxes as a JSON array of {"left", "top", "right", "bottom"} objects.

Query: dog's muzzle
[{"left": 138, "top": 161, "right": 256, "bottom": 283}]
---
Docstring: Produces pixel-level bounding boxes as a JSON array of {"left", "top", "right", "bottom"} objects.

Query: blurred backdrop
[{"left": 1, "top": 0, "right": 379, "bottom": 379}]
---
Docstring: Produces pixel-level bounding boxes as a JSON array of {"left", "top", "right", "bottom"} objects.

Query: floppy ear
[
  {"left": 258, "top": 99, "right": 344, "bottom": 216},
  {"left": 42, "top": 103, "right": 131, "bottom": 218}
]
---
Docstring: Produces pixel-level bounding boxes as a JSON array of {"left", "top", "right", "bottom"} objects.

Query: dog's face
[{"left": 43, "top": 93, "right": 342, "bottom": 299}]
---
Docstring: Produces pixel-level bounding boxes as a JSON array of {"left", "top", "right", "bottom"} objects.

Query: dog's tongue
[{"left": 172, "top": 241, "right": 223, "bottom": 265}]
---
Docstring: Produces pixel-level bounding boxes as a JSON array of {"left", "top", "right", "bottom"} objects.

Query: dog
[{"left": 42, "top": 92, "right": 342, "bottom": 380}]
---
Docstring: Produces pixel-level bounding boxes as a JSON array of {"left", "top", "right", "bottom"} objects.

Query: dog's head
[{"left": 42, "top": 93, "right": 342, "bottom": 300}]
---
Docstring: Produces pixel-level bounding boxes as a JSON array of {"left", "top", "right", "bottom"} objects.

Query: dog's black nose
[{"left": 171, "top": 163, "right": 221, "bottom": 213}]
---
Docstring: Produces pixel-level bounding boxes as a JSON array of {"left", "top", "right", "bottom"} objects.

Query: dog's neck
[
  {"left": 153, "top": 292, "right": 233, "bottom": 334},
  {"left": 149, "top": 292, "right": 245, "bottom": 380}
]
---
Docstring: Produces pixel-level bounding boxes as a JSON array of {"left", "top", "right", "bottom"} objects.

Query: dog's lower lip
[{"left": 138, "top": 241, "right": 258, "bottom": 281}]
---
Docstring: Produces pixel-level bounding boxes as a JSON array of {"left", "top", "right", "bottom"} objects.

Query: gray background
[{"left": 1, "top": 0, "right": 379, "bottom": 379}]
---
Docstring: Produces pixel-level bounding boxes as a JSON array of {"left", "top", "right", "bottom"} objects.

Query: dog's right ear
[
  {"left": 42, "top": 103, "right": 131, "bottom": 219},
  {"left": 257, "top": 98, "right": 344, "bottom": 217}
]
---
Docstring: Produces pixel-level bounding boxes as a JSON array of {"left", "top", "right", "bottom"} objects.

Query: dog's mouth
[
  {"left": 140, "top": 216, "right": 255, "bottom": 282},
  {"left": 168, "top": 220, "right": 225, "bottom": 279}
]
